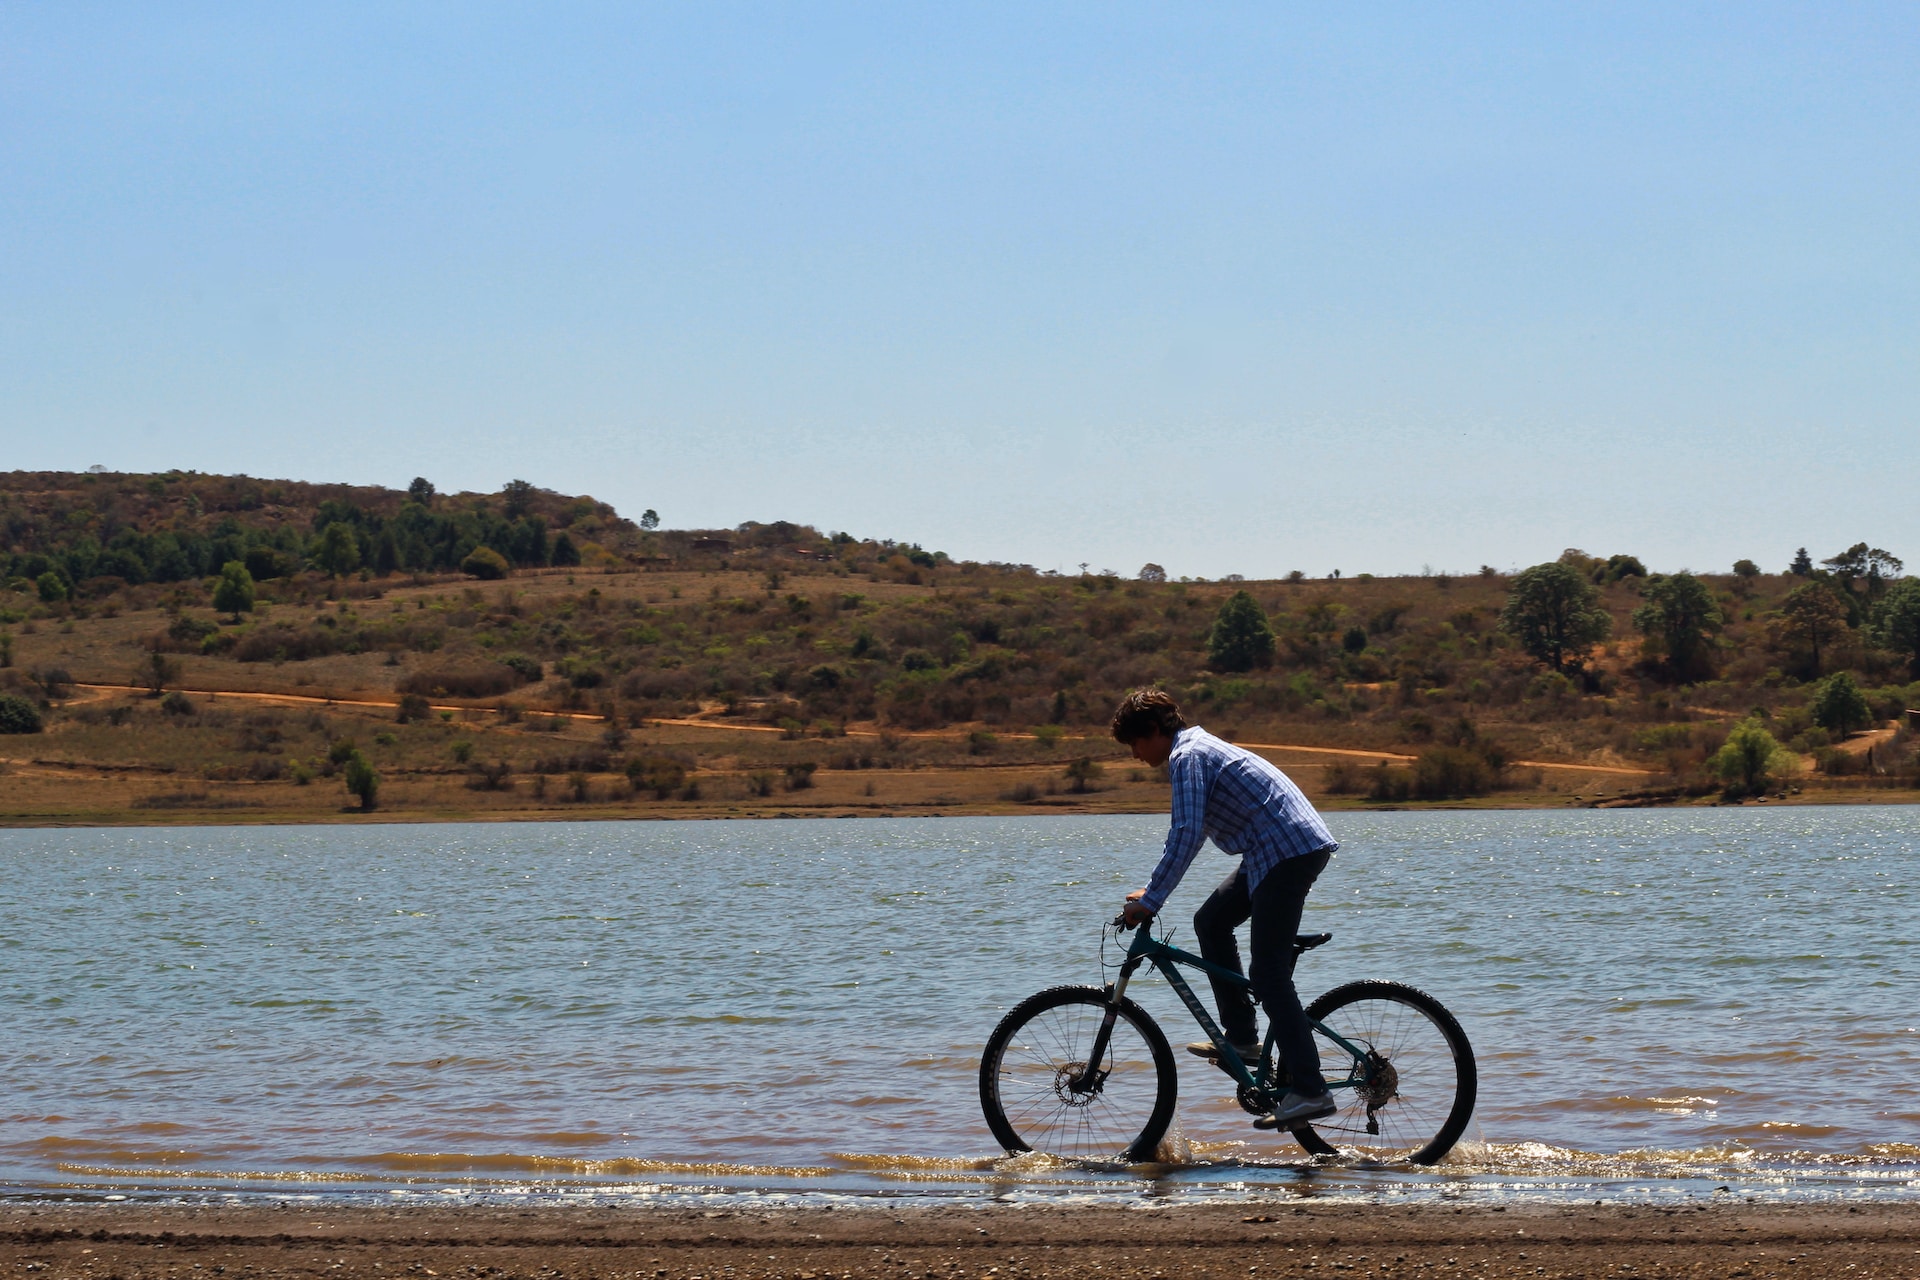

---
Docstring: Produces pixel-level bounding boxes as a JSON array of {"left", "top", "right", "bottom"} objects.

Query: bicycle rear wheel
[
  {"left": 978, "top": 984, "right": 1178, "bottom": 1163},
  {"left": 1293, "top": 980, "right": 1476, "bottom": 1165}
]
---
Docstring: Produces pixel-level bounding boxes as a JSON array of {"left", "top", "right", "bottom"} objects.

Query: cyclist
[{"left": 1111, "top": 688, "right": 1340, "bottom": 1131}]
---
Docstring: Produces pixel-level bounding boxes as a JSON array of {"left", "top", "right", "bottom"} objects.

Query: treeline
[
  {"left": 0, "top": 472, "right": 651, "bottom": 597},
  {"left": 4, "top": 468, "right": 1917, "bottom": 804}
]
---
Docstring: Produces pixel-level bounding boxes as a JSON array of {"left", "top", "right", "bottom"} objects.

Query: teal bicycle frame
[{"left": 1075, "top": 922, "right": 1375, "bottom": 1103}]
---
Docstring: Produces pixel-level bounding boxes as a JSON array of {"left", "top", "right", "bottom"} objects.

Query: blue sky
[{"left": 3, "top": 3, "right": 1916, "bottom": 578}]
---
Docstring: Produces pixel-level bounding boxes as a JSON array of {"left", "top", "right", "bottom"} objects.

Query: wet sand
[{"left": 0, "top": 1201, "right": 1912, "bottom": 1279}]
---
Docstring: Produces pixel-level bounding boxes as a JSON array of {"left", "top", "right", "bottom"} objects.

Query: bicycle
[{"left": 978, "top": 914, "right": 1476, "bottom": 1165}]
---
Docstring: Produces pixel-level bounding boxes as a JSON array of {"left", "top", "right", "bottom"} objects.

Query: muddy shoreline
[{"left": 0, "top": 1201, "right": 1912, "bottom": 1278}]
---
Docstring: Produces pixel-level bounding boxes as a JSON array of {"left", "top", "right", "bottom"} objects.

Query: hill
[{"left": 0, "top": 470, "right": 1915, "bottom": 824}]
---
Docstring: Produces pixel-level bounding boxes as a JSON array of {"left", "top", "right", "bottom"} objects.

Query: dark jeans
[{"left": 1192, "top": 850, "right": 1331, "bottom": 1095}]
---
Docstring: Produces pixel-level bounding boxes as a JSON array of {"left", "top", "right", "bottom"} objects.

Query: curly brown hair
[{"left": 1109, "top": 689, "right": 1187, "bottom": 743}]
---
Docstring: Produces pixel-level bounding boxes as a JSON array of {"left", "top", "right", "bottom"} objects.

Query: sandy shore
[{"left": 0, "top": 1201, "right": 1912, "bottom": 1279}]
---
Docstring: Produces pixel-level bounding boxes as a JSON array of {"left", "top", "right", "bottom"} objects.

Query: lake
[{"left": 2, "top": 808, "right": 1916, "bottom": 1205}]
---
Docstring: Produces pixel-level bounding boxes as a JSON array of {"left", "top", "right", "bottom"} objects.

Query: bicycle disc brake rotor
[{"left": 1051, "top": 1061, "right": 1105, "bottom": 1107}]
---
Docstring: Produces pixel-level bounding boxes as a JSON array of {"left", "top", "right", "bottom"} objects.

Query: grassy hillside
[{"left": 0, "top": 470, "right": 1915, "bottom": 823}]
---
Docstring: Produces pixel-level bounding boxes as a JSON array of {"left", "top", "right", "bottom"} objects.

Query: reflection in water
[{"left": 1, "top": 808, "right": 1916, "bottom": 1203}]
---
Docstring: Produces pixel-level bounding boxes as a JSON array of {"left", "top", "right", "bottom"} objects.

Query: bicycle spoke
[
  {"left": 1299, "top": 981, "right": 1475, "bottom": 1165},
  {"left": 980, "top": 987, "right": 1177, "bottom": 1163}
]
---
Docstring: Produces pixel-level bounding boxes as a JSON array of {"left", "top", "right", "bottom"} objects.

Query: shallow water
[{"left": 1, "top": 809, "right": 1916, "bottom": 1205}]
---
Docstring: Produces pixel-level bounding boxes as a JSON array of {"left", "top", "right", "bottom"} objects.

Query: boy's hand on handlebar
[{"left": 1118, "top": 889, "right": 1155, "bottom": 929}]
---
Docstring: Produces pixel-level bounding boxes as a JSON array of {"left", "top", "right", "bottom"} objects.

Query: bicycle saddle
[{"left": 1293, "top": 932, "right": 1333, "bottom": 951}]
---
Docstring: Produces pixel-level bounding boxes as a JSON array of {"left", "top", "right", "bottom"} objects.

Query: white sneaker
[
  {"left": 1252, "top": 1090, "right": 1337, "bottom": 1130},
  {"left": 1185, "top": 1040, "right": 1259, "bottom": 1063}
]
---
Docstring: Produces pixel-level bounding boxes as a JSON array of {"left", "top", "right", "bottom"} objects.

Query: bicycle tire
[
  {"left": 978, "top": 984, "right": 1178, "bottom": 1163},
  {"left": 1292, "top": 980, "right": 1476, "bottom": 1165}
]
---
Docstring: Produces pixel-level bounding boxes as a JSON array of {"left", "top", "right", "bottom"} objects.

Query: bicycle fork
[{"left": 1068, "top": 955, "right": 1145, "bottom": 1094}]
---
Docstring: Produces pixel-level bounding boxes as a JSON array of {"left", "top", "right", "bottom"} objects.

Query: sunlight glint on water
[{"left": 0, "top": 809, "right": 1915, "bottom": 1203}]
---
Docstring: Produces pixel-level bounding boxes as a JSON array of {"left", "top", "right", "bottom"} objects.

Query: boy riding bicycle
[{"left": 1111, "top": 689, "right": 1340, "bottom": 1131}]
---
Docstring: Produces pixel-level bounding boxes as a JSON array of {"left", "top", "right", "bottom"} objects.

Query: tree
[
  {"left": 1869, "top": 577, "right": 1920, "bottom": 673},
  {"left": 311, "top": 521, "right": 361, "bottom": 577},
  {"left": 1498, "top": 562, "right": 1612, "bottom": 672},
  {"left": 1137, "top": 563, "right": 1167, "bottom": 582},
  {"left": 342, "top": 749, "right": 379, "bottom": 811},
  {"left": 407, "top": 476, "right": 435, "bottom": 505},
  {"left": 1732, "top": 559, "right": 1760, "bottom": 580},
  {"left": 1789, "top": 548, "right": 1813, "bottom": 576},
  {"left": 1206, "top": 589, "right": 1275, "bottom": 672},
  {"left": 502, "top": 479, "right": 535, "bottom": 519},
  {"left": 210, "top": 560, "right": 255, "bottom": 620},
  {"left": 1602, "top": 553, "right": 1646, "bottom": 583},
  {"left": 1776, "top": 581, "right": 1850, "bottom": 676},
  {"left": 1810, "top": 672, "right": 1873, "bottom": 737},
  {"left": 1711, "top": 718, "right": 1794, "bottom": 798},
  {"left": 1064, "top": 756, "right": 1105, "bottom": 793},
  {"left": 1822, "top": 543, "right": 1904, "bottom": 599},
  {"left": 141, "top": 650, "right": 181, "bottom": 696},
  {"left": 1631, "top": 572, "right": 1724, "bottom": 681},
  {"left": 460, "top": 545, "right": 511, "bottom": 579},
  {"left": 36, "top": 572, "right": 66, "bottom": 604},
  {"left": 639, "top": 509, "right": 660, "bottom": 531}
]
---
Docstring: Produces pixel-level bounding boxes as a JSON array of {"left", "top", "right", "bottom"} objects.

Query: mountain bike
[{"left": 978, "top": 916, "right": 1476, "bottom": 1165}]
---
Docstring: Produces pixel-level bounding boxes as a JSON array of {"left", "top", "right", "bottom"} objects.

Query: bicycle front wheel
[
  {"left": 1293, "top": 980, "right": 1476, "bottom": 1165},
  {"left": 978, "top": 985, "right": 1178, "bottom": 1163}
]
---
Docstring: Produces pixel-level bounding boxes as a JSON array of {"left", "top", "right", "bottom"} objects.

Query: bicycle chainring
[{"left": 1236, "top": 1083, "right": 1275, "bottom": 1116}]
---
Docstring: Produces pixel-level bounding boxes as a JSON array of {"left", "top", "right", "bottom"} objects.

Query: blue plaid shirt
[{"left": 1137, "top": 726, "right": 1338, "bottom": 914}]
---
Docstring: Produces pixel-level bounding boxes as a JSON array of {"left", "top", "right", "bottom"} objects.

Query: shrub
[
  {"left": 1321, "top": 760, "right": 1368, "bottom": 794},
  {"left": 231, "top": 624, "right": 346, "bottom": 663},
  {"left": 1810, "top": 672, "right": 1873, "bottom": 737},
  {"left": 1710, "top": 718, "right": 1796, "bottom": 797},
  {"left": 1207, "top": 590, "right": 1275, "bottom": 672},
  {"left": 1410, "top": 745, "right": 1499, "bottom": 800},
  {"left": 342, "top": 749, "right": 379, "bottom": 810},
  {"left": 211, "top": 561, "right": 255, "bottom": 618},
  {"left": 0, "top": 694, "right": 43, "bottom": 734},
  {"left": 451, "top": 739, "right": 474, "bottom": 763},
  {"left": 395, "top": 693, "right": 431, "bottom": 723},
  {"left": 460, "top": 546, "right": 511, "bottom": 579},
  {"left": 785, "top": 761, "right": 818, "bottom": 790},
  {"left": 168, "top": 614, "right": 219, "bottom": 646},
  {"left": 160, "top": 690, "right": 194, "bottom": 716},
  {"left": 396, "top": 666, "right": 519, "bottom": 698},
  {"left": 466, "top": 760, "right": 513, "bottom": 791},
  {"left": 1064, "top": 756, "right": 1104, "bottom": 793},
  {"left": 499, "top": 653, "right": 543, "bottom": 684},
  {"left": 629, "top": 755, "right": 686, "bottom": 799}
]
